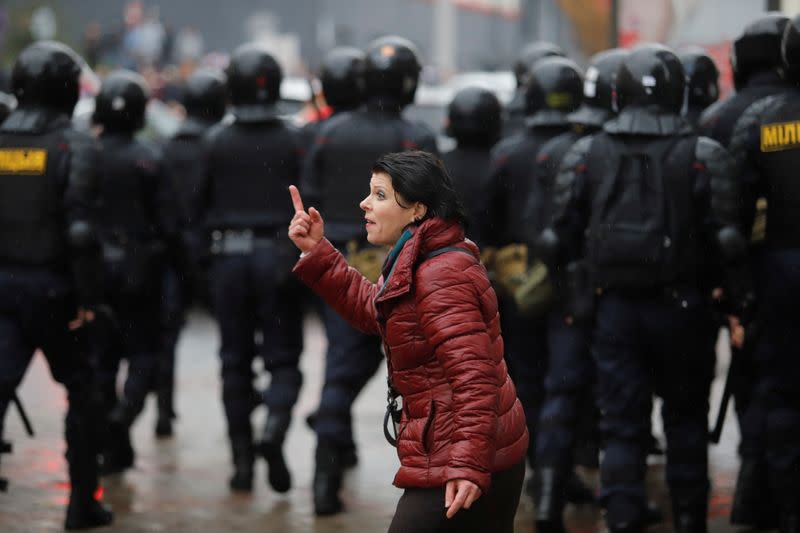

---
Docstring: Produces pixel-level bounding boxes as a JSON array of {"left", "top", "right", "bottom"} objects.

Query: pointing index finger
[{"left": 289, "top": 185, "right": 305, "bottom": 213}]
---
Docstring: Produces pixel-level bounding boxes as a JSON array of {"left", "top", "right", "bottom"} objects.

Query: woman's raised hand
[{"left": 288, "top": 185, "right": 324, "bottom": 253}]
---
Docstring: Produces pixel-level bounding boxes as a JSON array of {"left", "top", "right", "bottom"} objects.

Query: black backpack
[{"left": 585, "top": 132, "right": 699, "bottom": 289}]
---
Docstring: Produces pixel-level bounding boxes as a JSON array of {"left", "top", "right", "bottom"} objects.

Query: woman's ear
[{"left": 412, "top": 202, "right": 428, "bottom": 223}]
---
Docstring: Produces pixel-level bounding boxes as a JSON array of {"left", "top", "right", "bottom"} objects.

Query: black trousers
[{"left": 388, "top": 460, "right": 525, "bottom": 533}]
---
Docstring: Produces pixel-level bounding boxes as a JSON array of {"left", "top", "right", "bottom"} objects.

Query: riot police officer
[
  {"left": 298, "top": 47, "right": 366, "bottom": 178},
  {"left": 548, "top": 43, "right": 746, "bottom": 533},
  {"left": 0, "top": 41, "right": 113, "bottom": 530},
  {"left": 727, "top": 16, "right": 800, "bottom": 530},
  {"left": 92, "top": 70, "right": 182, "bottom": 475},
  {"left": 505, "top": 42, "right": 565, "bottom": 137},
  {"left": 302, "top": 35, "right": 437, "bottom": 515},
  {"left": 528, "top": 47, "right": 628, "bottom": 533},
  {"left": 487, "top": 55, "right": 583, "bottom": 494},
  {"left": 698, "top": 14, "right": 791, "bottom": 529},
  {"left": 441, "top": 86, "right": 502, "bottom": 248},
  {"left": 157, "top": 68, "right": 228, "bottom": 438},
  {"left": 195, "top": 43, "right": 304, "bottom": 494},
  {"left": 700, "top": 13, "right": 791, "bottom": 146},
  {"left": 679, "top": 48, "right": 719, "bottom": 129}
]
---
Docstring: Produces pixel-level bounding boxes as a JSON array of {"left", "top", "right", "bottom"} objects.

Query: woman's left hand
[{"left": 445, "top": 478, "right": 482, "bottom": 518}]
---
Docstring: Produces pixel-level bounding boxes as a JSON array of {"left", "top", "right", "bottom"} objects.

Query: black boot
[
  {"left": 229, "top": 439, "right": 254, "bottom": 492},
  {"left": 64, "top": 497, "right": 114, "bottom": 530},
  {"left": 340, "top": 443, "right": 359, "bottom": 469},
  {"left": 671, "top": 488, "right": 708, "bottom": 533},
  {"left": 608, "top": 522, "right": 645, "bottom": 533},
  {"left": 100, "top": 409, "right": 134, "bottom": 476},
  {"left": 259, "top": 410, "right": 291, "bottom": 493},
  {"left": 731, "top": 457, "right": 778, "bottom": 529},
  {"left": 565, "top": 470, "right": 597, "bottom": 505},
  {"left": 770, "top": 469, "right": 800, "bottom": 533},
  {"left": 154, "top": 388, "right": 176, "bottom": 439},
  {"left": 154, "top": 415, "right": 173, "bottom": 438},
  {"left": 781, "top": 512, "right": 800, "bottom": 533},
  {"left": 534, "top": 467, "right": 567, "bottom": 533},
  {"left": 306, "top": 411, "right": 358, "bottom": 469},
  {"left": 314, "top": 441, "right": 343, "bottom": 516},
  {"left": 672, "top": 509, "right": 708, "bottom": 533}
]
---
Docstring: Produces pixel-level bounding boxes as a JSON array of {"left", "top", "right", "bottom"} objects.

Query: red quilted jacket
[{"left": 293, "top": 217, "right": 528, "bottom": 493}]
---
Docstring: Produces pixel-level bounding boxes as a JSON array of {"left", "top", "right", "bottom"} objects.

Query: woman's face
[{"left": 360, "top": 172, "right": 425, "bottom": 246}]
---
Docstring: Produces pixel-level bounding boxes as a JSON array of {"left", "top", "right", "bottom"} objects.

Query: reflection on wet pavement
[{"left": 0, "top": 311, "right": 741, "bottom": 532}]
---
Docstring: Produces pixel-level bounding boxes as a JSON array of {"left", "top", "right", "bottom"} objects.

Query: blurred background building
[{"left": 0, "top": 0, "right": 791, "bottom": 134}]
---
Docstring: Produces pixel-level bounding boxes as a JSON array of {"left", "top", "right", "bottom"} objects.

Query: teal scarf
[{"left": 380, "top": 228, "right": 414, "bottom": 292}]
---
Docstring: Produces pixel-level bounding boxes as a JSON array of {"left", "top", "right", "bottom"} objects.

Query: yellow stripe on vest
[{"left": 0, "top": 148, "right": 48, "bottom": 174}]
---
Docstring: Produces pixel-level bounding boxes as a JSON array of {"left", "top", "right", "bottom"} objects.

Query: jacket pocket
[{"left": 421, "top": 400, "right": 436, "bottom": 454}]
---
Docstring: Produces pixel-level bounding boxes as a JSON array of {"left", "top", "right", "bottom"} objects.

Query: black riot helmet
[
  {"left": 446, "top": 87, "right": 502, "bottom": 146},
  {"left": 568, "top": 48, "right": 628, "bottom": 127},
  {"left": 781, "top": 14, "right": 800, "bottom": 82},
  {"left": 525, "top": 57, "right": 583, "bottom": 124},
  {"left": 731, "top": 12, "right": 789, "bottom": 90},
  {"left": 615, "top": 43, "right": 685, "bottom": 114},
  {"left": 680, "top": 47, "right": 719, "bottom": 110},
  {"left": 320, "top": 46, "right": 366, "bottom": 111},
  {"left": 12, "top": 40, "right": 83, "bottom": 114},
  {"left": 182, "top": 68, "right": 227, "bottom": 123},
  {"left": 226, "top": 43, "right": 283, "bottom": 122},
  {"left": 93, "top": 69, "right": 149, "bottom": 132},
  {"left": 363, "top": 35, "right": 422, "bottom": 107},
  {"left": 513, "top": 41, "right": 565, "bottom": 88}
]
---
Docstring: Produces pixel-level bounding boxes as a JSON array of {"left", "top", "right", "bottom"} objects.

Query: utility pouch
[{"left": 346, "top": 240, "right": 388, "bottom": 283}]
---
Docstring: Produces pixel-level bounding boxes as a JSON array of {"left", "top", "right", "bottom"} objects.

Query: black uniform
[
  {"left": 699, "top": 13, "right": 791, "bottom": 146},
  {"left": 529, "top": 47, "right": 629, "bottom": 533},
  {"left": 505, "top": 42, "right": 565, "bottom": 137},
  {"left": 549, "top": 44, "right": 744, "bottom": 533},
  {"left": 195, "top": 44, "right": 303, "bottom": 495},
  {"left": 679, "top": 48, "right": 719, "bottom": 129},
  {"left": 157, "top": 69, "right": 228, "bottom": 438},
  {"left": 697, "top": 15, "right": 791, "bottom": 529},
  {"left": 302, "top": 35, "right": 437, "bottom": 516},
  {"left": 0, "top": 41, "right": 113, "bottom": 530},
  {"left": 91, "top": 70, "right": 183, "bottom": 476},
  {"left": 725, "top": 15, "right": 800, "bottom": 527},
  {"left": 487, "top": 56, "right": 583, "bottom": 482},
  {"left": 441, "top": 86, "right": 502, "bottom": 248}
]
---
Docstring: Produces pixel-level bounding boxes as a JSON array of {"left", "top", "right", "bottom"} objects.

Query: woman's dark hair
[{"left": 371, "top": 150, "right": 467, "bottom": 225}]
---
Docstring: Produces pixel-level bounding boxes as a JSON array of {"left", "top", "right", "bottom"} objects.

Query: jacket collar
[{"left": 375, "top": 218, "right": 476, "bottom": 303}]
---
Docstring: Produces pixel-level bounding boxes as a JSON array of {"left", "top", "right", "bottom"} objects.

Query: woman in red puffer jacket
[{"left": 288, "top": 150, "right": 528, "bottom": 532}]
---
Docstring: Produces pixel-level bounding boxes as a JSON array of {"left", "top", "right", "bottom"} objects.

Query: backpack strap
[{"left": 417, "top": 246, "right": 476, "bottom": 266}]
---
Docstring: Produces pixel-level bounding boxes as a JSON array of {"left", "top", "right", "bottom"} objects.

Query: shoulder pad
[
  {"left": 490, "top": 133, "right": 524, "bottom": 159},
  {"left": 0, "top": 108, "right": 69, "bottom": 134},
  {"left": 728, "top": 94, "right": 783, "bottom": 163},
  {"left": 738, "top": 93, "right": 783, "bottom": 130},
  {"left": 315, "top": 111, "right": 355, "bottom": 137},
  {"left": 563, "top": 134, "right": 594, "bottom": 165},
  {"left": 695, "top": 136, "right": 735, "bottom": 177},
  {"left": 698, "top": 99, "right": 726, "bottom": 131}
]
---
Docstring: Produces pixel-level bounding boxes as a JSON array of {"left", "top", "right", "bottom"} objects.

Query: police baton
[
  {"left": 11, "top": 393, "right": 34, "bottom": 438},
  {"left": 709, "top": 321, "right": 757, "bottom": 444},
  {"left": 708, "top": 359, "right": 733, "bottom": 444}
]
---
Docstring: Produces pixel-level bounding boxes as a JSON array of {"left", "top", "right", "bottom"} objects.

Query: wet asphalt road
[{"left": 0, "top": 310, "right": 745, "bottom": 532}]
